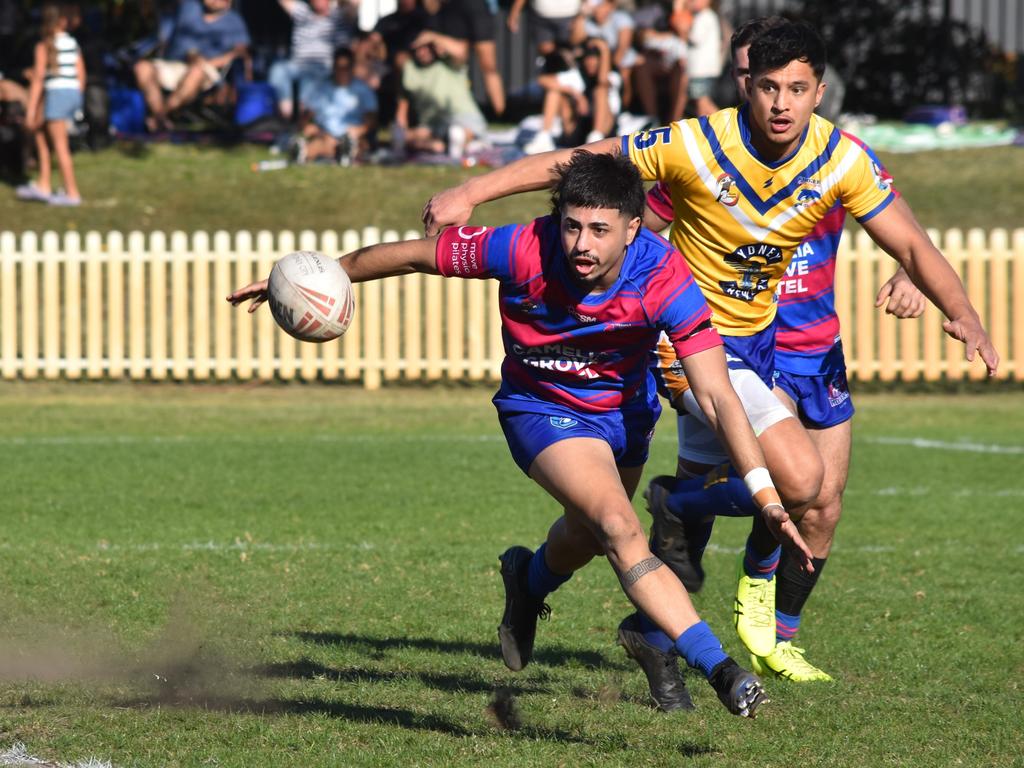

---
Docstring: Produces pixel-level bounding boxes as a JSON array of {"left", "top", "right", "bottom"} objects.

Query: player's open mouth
[
  {"left": 769, "top": 118, "right": 792, "bottom": 133},
  {"left": 574, "top": 258, "right": 596, "bottom": 276}
]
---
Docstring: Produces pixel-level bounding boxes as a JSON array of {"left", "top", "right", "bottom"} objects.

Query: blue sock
[
  {"left": 674, "top": 621, "right": 729, "bottom": 679},
  {"left": 636, "top": 612, "right": 676, "bottom": 653},
  {"left": 776, "top": 610, "right": 800, "bottom": 644},
  {"left": 526, "top": 543, "right": 572, "bottom": 599},
  {"left": 743, "top": 538, "right": 781, "bottom": 580},
  {"left": 666, "top": 465, "right": 759, "bottom": 523}
]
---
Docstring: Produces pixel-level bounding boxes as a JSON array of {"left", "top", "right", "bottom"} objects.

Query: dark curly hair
[
  {"left": 550, "top": 150, "right": 645, "bottom": 222},
  {"left": 747, "top": 19, "right": 827, "bottom": 81}
]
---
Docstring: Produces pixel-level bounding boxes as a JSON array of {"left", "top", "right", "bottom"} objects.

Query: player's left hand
[
  {"left": 875, "top": 270, "right": 926, "bottom": 318},
  {"left": 761, "top": 503, "right": 815, "bottom": 572},
  {"left": 943, "top": 314, "right": 999, "bottom": 376},
  {"left": 422, "top": 186, "right": 474, "bottom": 237},
  {"left": 226, "top": 279, "right": 269, "bottom": 312}
]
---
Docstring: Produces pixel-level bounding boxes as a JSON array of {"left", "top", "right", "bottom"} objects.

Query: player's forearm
[
  {"left": 339, "top": 238, "right": 440, "bottom": 282},
  {"left": 459, "top": 150, "right": 575, "bottom": 206}
]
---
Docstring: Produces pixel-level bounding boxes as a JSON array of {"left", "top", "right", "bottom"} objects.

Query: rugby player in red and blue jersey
[{"left": 228, "top": 151, "right": 815, "bottom": 716}]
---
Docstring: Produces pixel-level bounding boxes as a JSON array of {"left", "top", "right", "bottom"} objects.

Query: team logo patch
[
  {"left": 870, "top": 161, "right": 892, "bottom": 192},
  {"left": 549, "top": 416, "right": 578, "bottom": 429},
  {"left": 794, "top": 176, "right": 822, "bottom": 209},
  {"left": 716, "top": 173, "right": 739, "bottom": 206},
  {"left": 720, "top": 243, "right": 784, "bottom": 302},
  {"left": 826, "top": 377, "right": 851, "bottom": 407}
]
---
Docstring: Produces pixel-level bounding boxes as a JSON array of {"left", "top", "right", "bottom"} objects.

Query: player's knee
[
  {"left": 593, "top": 510, "right": 646, "bottom": 562},
  {"left": 775, "top": 454, "right": 824, "bottom": 510}
]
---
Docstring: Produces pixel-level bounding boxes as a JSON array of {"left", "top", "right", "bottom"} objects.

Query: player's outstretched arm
[
  {"left": 874, "top": 267, "right": 926, "bottom": 319},
  {"left": 862, "top": 197, "right": 999, "bottom": 376},
  {"left": 680, "top": 346, "right": 815, "bottom": 570},
  {"left": 225, "top": 238, "right": 441, "bottom": 312},
  {"left": 422, "top": 137, "right": 621, "bottom": 236}
]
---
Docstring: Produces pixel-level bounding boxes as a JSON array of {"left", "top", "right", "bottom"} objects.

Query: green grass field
[
  {"left": 0, "top": 383, "right": 1020, "bottom": 767},
  {"left": 2, "top": 141, "right": 1022, "bottom": 235}
]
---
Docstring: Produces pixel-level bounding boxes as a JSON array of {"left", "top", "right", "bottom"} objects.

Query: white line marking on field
[
  {"left": 866, "top": 436, "right": 1024, "bottom": 455},
  {"left": 0, "top": 743, "right": 113, "bottom": 768},
  {"left": 0, "top": 434, "right": 507, "bottom": 447}
]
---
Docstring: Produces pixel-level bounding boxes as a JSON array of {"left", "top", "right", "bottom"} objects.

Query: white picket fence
[{"left": 0, "top": 227, "right": 1021, "bottom": 386}]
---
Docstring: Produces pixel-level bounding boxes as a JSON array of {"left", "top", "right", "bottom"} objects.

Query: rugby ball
[{"left": 267, "top": 250, "right": 355, "bottom": 342}]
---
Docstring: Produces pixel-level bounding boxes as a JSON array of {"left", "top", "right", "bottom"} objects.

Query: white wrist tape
[{"left": 743, "top": 467, "right": 775, "bottom": 497}]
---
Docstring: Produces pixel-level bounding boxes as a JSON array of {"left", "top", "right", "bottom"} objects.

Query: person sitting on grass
[
  {"left": 290, "top": 46, "right": 377, "bottom": 165},
  {"left": 17, "top": 2, "right": 85, "bottom": 207},
  {"left": 229, "top": 150, "right": 817, "bottom": 716}
]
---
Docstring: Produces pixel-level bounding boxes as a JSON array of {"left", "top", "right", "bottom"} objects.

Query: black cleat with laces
[
  {"left": 498, "top": 546, "right": 551, "bottom": 671},
  {"left": 645, "top": 475, "right": 706, "bottom": 593},
  {"left": 617, "top": 613, "right": 695, "bottom": 712},
  {"left": 707, "top": 658, "right": 769, "bottom": 718}
]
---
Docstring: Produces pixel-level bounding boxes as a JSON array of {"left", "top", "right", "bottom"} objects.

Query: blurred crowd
[{"left": 2, "top": 0, "right": 738, "bottom": 196}]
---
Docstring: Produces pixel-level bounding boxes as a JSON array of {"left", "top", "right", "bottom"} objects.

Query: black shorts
[{"left": 436, "top": 0, "right": 497, "bottom": 43}]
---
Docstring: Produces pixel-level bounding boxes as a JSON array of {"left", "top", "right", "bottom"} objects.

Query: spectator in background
[
  {"left": 133, "top": 0, "right": 250, "bottom": 132},
  {"left": 582, "top": 0, "right": 637, "bottom": 112},
  {"left": 426, "top": 0, "right": 505, "bottom": 117},
  {"left": 632, "top": 0, "right": 689, "bottom": 122},
  {"left": 523, "top": 37, "right": 617, "bottom": 154},
  {"left": 17, "top": 2, "right": 84, "bottom": 206},
  {"left": 685, "top": 0, "right": 721, "bottom": 115},
  {"left": 507, "top": 0, "right": 582, "bottom": 57},
  {"left": 371, "top": 0, "right": 431, "bottom": 125},
  {"left": 291, "top": 46, "right": 376, "bottom": 164},
  {"left": 268, "top": 0, "right": 357, "bottom": 121},
  {"left": 395, "top": 31, "right": 487, "bottom": 160},
  {"left": 351, "top": 29, "right": 388, "bottom": 92}
]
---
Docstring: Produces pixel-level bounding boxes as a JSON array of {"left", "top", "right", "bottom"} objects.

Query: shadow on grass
[
  {"left": 256, "top": 658, "right": 551, "bottom": 696},
  {"left": 289, "top": 630, "right": 628, "bottom": 671}
]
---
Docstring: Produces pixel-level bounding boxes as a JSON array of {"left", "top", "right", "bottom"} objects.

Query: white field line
[
  {"left": 0, "top": 434, "right": 507, "bottom": 447},
  {"left": 864, "top": 436, "right": 1024, "bottom": 455},
  {"left": 0, "top": 743, "right": 112, "bottom": 768}
]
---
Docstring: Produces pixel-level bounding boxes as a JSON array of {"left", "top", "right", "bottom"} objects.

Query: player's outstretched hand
[
  {"left": 226, "top": 279, "right": 270, "bottom": 313},
  {"left": 761, "top": 503, "right": 815, "bottom": 573},
  {"left": 943, "top": 314, "right": 999, "bottom": 376},
  {"left": 422, "top": 186, "right": 474, "bottom": 237},
  {"left": 875, "top": 271, "right": 926, "bottom": 318}
]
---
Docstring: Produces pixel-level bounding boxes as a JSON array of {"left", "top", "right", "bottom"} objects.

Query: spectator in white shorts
[
  {"left": 507, "top": 0, "right": 582, "bottom": 57},
  {"left": 134, "top": 0, "right": 250, "bottom": 132},
  {"left": 633, "top": 0, "right": 689, "bottom": 122}
]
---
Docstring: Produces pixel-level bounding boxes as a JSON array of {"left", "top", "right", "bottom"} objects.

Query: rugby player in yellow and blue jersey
[{"left": 422, "top": 18, "right": 998, "bottom": 710}]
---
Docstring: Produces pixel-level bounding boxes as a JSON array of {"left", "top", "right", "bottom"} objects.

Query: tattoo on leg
[{"left": 622, "top": 557, "right": 664, "bottom": 586}]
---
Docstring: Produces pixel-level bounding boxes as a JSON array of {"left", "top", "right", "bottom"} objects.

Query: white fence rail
[{"left": 0, "top": 227, "right": 1021, "bottom": 386}]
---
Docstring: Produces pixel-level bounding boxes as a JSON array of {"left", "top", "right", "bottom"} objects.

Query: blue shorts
[
  {"left": 773, "top": 368, "right": 855, "bottom": 429},
  {"left": 495, "top": 392, "right": 661, "bottom": 475},
  {"left": 44, "top": 88, "right": 82, "bottom": 122},
  {"left": 722, "top": 325, "right": 777, "bottom": 387}
]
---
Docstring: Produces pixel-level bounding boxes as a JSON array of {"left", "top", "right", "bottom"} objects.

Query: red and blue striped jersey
[{"left": 435, "top": 216, "right": 721, "bottom": 412}]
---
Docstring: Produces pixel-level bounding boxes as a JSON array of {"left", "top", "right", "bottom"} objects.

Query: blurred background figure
[
  {"left": 18, "top": 2, "right": 85, "bottom": 206},
  {"left": 507, "top": 0, "right": 582, "bottom": 58},
  {"left": 425, "top": 0, "right": 505, "bottom": 118},
  {"left": 292, "top": 45, "right": 377, "bottom": 164},
  {"left": 685, "top": 0, "right": 721, "bottom": 116},
  {"left": 582, "top": 0, "right": 637, "bottom": 113},
  {"left": 394, "top": 31, "right": 488, "bottom": 160},
  {"left": 267, "top": 0, "right": 357, "bottom": 122},
  {"left": 133, "top": 0, "right": 251, "bottom": 132},
  {"left": 632, "top": 0, "right": 689, "bottom": 122}
]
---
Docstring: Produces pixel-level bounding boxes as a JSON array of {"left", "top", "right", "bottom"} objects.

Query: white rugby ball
[{"left": 267, "top": 250, "right": 355, "bottom": 342}]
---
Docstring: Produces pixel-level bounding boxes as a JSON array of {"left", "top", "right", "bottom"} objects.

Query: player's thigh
[
  {"left": 529, "top": 438, "right": 643, "bottom": 543},
  {"left": 807, "top": 419, "right": 852, "bottom": 504}
]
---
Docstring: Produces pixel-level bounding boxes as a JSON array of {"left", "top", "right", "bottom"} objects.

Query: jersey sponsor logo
[
  {"left": 631, "top": 126, "right": 672, "bottom": 150},
  {"left": 549, "top": 416, "right": 578, "bottom": 429},
  {"left": 510, "top": 342, "right": 602, "bottom": 379},
  {"left": 777, "top": 255, "right": 810, "bottom": 296},
  {"left": 567, "top": 306, "right": 598, "bottom": 323},
  {"left": 716, "top": 173, "right": 739, "bottom": 206},
  {"left": 447, "top": 238, "right": 480, "bottom": 275},
  {"left": 457, "top": 225, "right": 488, "bottom": 239},
  {"left": 721, "top": 243, "right": 785, "bottom": 302}
]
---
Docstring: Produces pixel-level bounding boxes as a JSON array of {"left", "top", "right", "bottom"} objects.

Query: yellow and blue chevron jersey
[{"left": 623, "top": 106, "right": 895, "bottom": 335}]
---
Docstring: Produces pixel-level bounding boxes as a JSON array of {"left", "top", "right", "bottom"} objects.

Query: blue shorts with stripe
[
  {"left": 494, "top": 386, "right": 661, "bottom": 475},
  {"left": 772, "top": 368, "right": 855, "bottom": 428}
]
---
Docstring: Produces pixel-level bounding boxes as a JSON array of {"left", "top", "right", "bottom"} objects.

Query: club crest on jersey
[
  {"left": 716, "top": 174, "right": 739, "bottom": 206},
  {"left": 549, "top": 416, "right": 578, "bottom": 429},
  {"left": 870, "top": 161, "right": 892, "bottom": 192},
  {"left": 794, "top": 177, "right": 822, "bottom": 209},
  {"left": 721, "top": 243, "right": 784, "bottom": 302}
]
